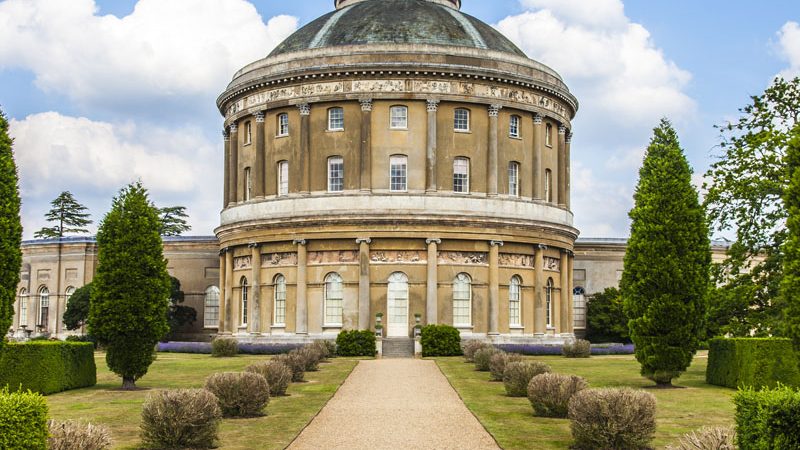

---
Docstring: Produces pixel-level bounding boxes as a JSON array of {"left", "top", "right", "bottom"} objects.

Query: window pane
[
  {"left": 274, "top": 276, "right": 286, "bottom": 325},
  {"left": 453, "top": 158, "right": 469, "bottom": 193},
  {"left": 453, "top": 274, "right": 471, "bottom": 326},
  {"left": 546, "top": 279, "right": 553, "bottom": 327},
  {"left": 278, "top": 114, "right": 289, "bottom": 136},
  {"left": 328, "top": 157, "right": 344, "bottom": 192},
  {"left": 390, "top": 156, "right": 407, "bottom": 192},
  {"left": 454, "top": 109, "right": 469, "bottom": 131},
  {"left": 390, "top": 106, "right": 408, "bottom": 129},
  {"left": 509, "top": 277, "right": 521, "bottom": 326},
  {"left": 328, "top": 108, "right": 344, "bottom": 130},
  {"left": 325, "top": 274, "right": 343, "bottom": 325},
  {"left": 510, "top": 115, "right": 520, "bottom": 137},
  {"left": 204, "top": 287, "right": 220, "bottom": 328},
  {"left": 508, "top": 162, "right": 519, "bottom": 197},
  {"left": 245, "top": 167, "right": 252, "bottom": 201},
  {"left": 241, "top": 281, "right": 248, "bottom": 325},
  {"left": 279, "top": 162, "right": 289, "bottom": 196}
]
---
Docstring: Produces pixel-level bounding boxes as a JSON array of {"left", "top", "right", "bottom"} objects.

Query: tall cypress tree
[
  {"left": 622, "top": 119, "right": 711, "bottom": 386},
  {"left": 88, "top": 182, "right": 170, "bottom": 389},
  {"left": 781, "top": 125, "right": 800, "bottom": 352},
  {"left": 0, "top": 109, "right": 22, "bottom": 348},
  {"left": 34, "top": 191, "right": 92, "bottom": 238}
]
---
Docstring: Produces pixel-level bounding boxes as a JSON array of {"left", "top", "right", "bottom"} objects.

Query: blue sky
[{"left": 1, "top": 0, "right": 798, "bottom": 239}]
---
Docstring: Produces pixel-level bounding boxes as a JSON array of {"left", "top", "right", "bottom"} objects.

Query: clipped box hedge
[
  {"left": 420, "top": 324, "right": 462, "bottom": 356},
  {"left": 0, "top": 387, "right": 49, "bottom": 450},
  {"left": 706, "top": 338, "right": 800, "bottom": 390},
  {"left": 735, "top": 385, "right": 800, "bottom": 450},
  {"left": 0, "top": 341, "right": 97, "bottom": 395},
  {"left": 335, "top": 330, "right": 376, "bottom": 356}
]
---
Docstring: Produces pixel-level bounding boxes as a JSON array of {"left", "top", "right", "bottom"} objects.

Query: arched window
[
  {"left": 545, "top": 278, "right": 554, "bottom": 328},
  {"left": 545, "top": 169, "right": 553, "bottom": 203},
  {"left": 328, "top": 107, "right": 344, "bottom": 131},
  {"left": 545, "top": 123, "right": 553, "bottom": 146},
  {"left": 18, "top": 288, "right": 28, "bottom": 326},
  {"left": 508, "top": 161, "right": 520, "bottom": 197},
  {"left": 244, "top": 167, "right": 252, "bottom": 201},
  {"left": 274, "top": 274, "right": 286, "bottom": 326},
  {"left": 204, "top": 286, "right": 220, "bottom": 328},
  {"left": 64, "top": 286, "right": 75, "bottom": 329},
  {"left": 240, "top": 277, "right": 248, "bottom": 326},
  {"left": 573, "top": 286, "right": 587, "bottom": 330},
  {"left": 390, "top": 155, "right": 408, "bottom": 192},
  {"left": 38, "top": 286, "right": 49, "bottom": 329},
  {"left": 453, "top": 157, "right": 469, "bottom": 193},
  {"left": 509, "top": 115, "right": 521, "bottom": 138},
  {"left": 387, "top": 272, "right": 409, "bottom": 336},
  {"left": 324, "top": 273, "right": 344, "bottom": 326},
  {"left": 278, "top": 161, "right": 289, "bottom": 196},
  {"left": 453, "top": 273, "right": 472, "bottom": 326},
  {"left": 454, "top": 108, "right": 470, "bottom": 131},
  {"left": 390, "top": 105, "right": 408, "bottom": 129},
  {"left": 277, "top": 113, "right": 289, "bottom": 136},
  {"left": 328, "top": 156, "right": 344, "bottom": 192},
  {"left": 509, "top": 276, "right": 522, "bottom": 327}
]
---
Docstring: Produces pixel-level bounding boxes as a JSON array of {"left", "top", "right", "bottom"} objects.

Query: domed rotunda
[{"left": 215, "top": 0, "right": 579, "bottom": 344}]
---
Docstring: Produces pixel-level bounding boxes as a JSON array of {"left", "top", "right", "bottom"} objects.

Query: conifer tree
[
  {"left": 621, "top": 119, "right": 711, "bottom": 386},
  {"left": 34, "top": 191, "right": 92, "bottom": 238},
  {"left": 157, "top": 206, "right": 191, "bottom": 236},
  {"left": 0, "top": 108, "right": 22, "bottom": 348},
  {"left": 781, "top": 125, "right": 800, "bottom": 352},
  {"left": 88, "top": 182, "right": 170, "bottom": 389}
]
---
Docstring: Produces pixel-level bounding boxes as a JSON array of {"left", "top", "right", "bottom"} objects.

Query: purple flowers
[
  {"left": 158, "top": 341, "right": 302, "bottom": 355},
  {"left": 496, "top": 343, "right": 634, "bottom": 356}
]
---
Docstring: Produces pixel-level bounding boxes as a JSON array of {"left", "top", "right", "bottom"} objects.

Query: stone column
[
  {"left": 360, "top": 99, "right": 372, "bottom": 192},
  {"left": 534, "top": 244, "right": 546, "bottom": 336},
  {"left": 426, "top": 238, "right": 441, "bottom": 324},
  {"left": 229, "top": 122, "right": 239, "bottom": 206},
  {"left": 558, "top": 124, "right": 567, "bottom": 207},
  {"left": 249, "top": 243, "right": 261, "bottom": 333},
  {"left": 532, "top": 114, "right": 543, "bottom": 200},
  {"left": 567, "top": 251, "right": 575, "bottom": 335},
  {"left": 488, "top": 105, "right": 501, "bottom": 197},
  {"left": 223, "top": 130, "right": 230, "bottom": 208},
  {"left": 224, "top": 249, "right": 234, "bottom": 333},
  {"left": 218, "top": 249, "right": 227, "bottom": 333},
  {"left": 426, "top": 100, "right": 439, "bottom": 192},
  {"left": 298, "top": 103, "right": 311, "bottom": 194},
  {"left": 565, "top": 131, "right": 572, "bottom": 209},
  {"left": 489, "top": 240, "right": 503, "bottom": 336},
  {"left": 356, "top": 238, "right": 372, "bottom": 330},
  {"left": 294, "top": 239, "right": 308, "bottom": 334},
  {"left": 560, "top": 250, "right": 570, "bottom": 334},
  {"left": 254, "top": 112, "right": 266, "bottom": 199}
]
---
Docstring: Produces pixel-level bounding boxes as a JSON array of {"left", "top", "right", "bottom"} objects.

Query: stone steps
[{"left": 381, "top": 338, "right": 415, "bottom": 358}]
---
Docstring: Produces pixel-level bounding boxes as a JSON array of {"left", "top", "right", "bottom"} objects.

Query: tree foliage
[
  {"left": 0, "top": 108, "right": 22, "bottom": 347},
  {"left": 585, "top": 287, "right": 629, "bottom": 344},
  {"left": 157, "top": 206, "right": 191, "bottom": 236},
  {"left": 88, "top": 182, "right": 170, "bottom": 389},
  {"left": 704, "top": 77, "right": 800, "bottom": 336},
  {"left": 166, "top": 276, "right": 196, "bottom": 340},
  {"left": 33, "top": 191, "right": 91, "bottom": 239},
  {"left": 781, "top": 126, "right": 800, "bottom": 352},
  {"left": 62, "top": 283, "right": 91, "bottom": 331},
  {"left": 621, "top": 119, "right": 711, "bottom": 386}
]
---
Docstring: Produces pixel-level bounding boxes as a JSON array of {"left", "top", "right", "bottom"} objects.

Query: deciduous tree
[
  {"left": 0, "top": 108, "right": 22, "bottom": 348},
  {"left": 62, "top": 283, "right": 91, "bottom": 331}
]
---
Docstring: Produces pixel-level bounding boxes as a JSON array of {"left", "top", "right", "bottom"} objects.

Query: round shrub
[
  {"left": 296, "top": 347, "right": 322, "bottom": 371},
  {"left": 204, "top": 372, "right": 270, "bottom": 417},
  {"left": 528, "top": 373, "right": 588, "bottom": 418},
  {"left": 474, "top": 347, "right": 501, "bottom": 371},
  {"left": 274, "top": 352, "right": 305, "bottom": 382},
  {"left": 420, "top": 324, "right": 462, "bottom": 356},
  {"left": 562, "top": 339, "right": 591, "bottom": 358},
  {"left": 335, "top": 330, "right": 376, "bottom": 356},
  {"left": 568, "top": 388, "right": 657, "bottom": 450},
  {"left": 666, "top": 426, "right": 735, "bottom": 450},
  {"left": 489, "top": 352, "right": 523, "bottom": 381},
  {"left": 245, "top": 361, "right": 292, "bottom": 396},
  {"left": 48, "top": 420, "right": 112, "bottom": 450},
  {"left": 463, "top": 340, "right": 491, "bottom": 363},
  {"left": 310, "top": 340, "right": 332, "bottom": 361},
  {"left": 140, "top": 389, "right": 221, "bottom": 449},
  {"left": 503, "top": 361, "right": 552, "bottom": 397},
  {"left": 0, "top": 388, "right": 48, "bottom": 450},
  {"left": 211, "top": 338, "right": 238, "bottom": 357}
]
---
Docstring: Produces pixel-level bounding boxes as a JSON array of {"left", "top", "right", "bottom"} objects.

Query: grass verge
[
  {"left": 436, "top": 352, "right": 735, "bottom": 449},
  {"left": 46, "top": 352, "right": 358, "bottom": 450}
]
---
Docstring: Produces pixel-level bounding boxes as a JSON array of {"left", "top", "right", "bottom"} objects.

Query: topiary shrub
[
  {"left": 0, "top": 387, "right": 48, "bottom": 450},
  {"left": 474, "top": 346, "right": 501, "bottom": 372},
  {"left": 274, "top": 353, "right": 306, "bottom": 382},
  {"left": 489, "top": 352, "right": 523, "bottom": 381},
  {"left": 246, "top": 360, "right": 293, "bottom": 396},
  {"left": 420, "top": 324, "right": 462, "bottom": 356},
  {"left": 310, "top": 340, "right": 332, "bottom": 361},
  {"left": 0, "top": 341, "right": 96, "bottom": 395},
  {"left": 463, "top": 340, "right": 491, "bottom": 363},
  {"left": 528, "top": 372, "right": 588, "bottom": 418},
  {"left": 568, "top": 387, "right": 657, "bottom": 450},
  {"left": 140, "top": 389, "right": 221, "bottom": 449},
  {"left": 296, "top": 347, "right": 322, "bottom": 371},
  {"left": 205, "top": 372, "right": 270, "bottom": 417},
  {"left": 665, "top": 426, "right": 736, "bottom": 450},
  {"left": 335, "top": 330, "right": 376, "bottom": 357},
  {"left": 734, "top": 385, "right": 800, "bottom": 450},
  {"left": 707, "top": 338, "right": 800, "bottom": 390},
  {"left": 211, "top": 337, "right": 238, "bottom": 357},
  {"left": 48, "top": 420, "right": 112, "bottom": 450},
  {"left": 562, "top": 339, "right": 591, "bottom": 358},
  {"left": 503, "top": 361, "right": 551, "bottom": 397}
]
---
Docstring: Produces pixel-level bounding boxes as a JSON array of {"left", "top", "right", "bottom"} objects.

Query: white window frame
[
  {"left": 390, "top": 155, "right": 408, "bottom": 192},
  {"left": 18, "top": 288, "right": 28, "bottom": 327},
  {"left": 509, "top": 276, "right": 522, "bottom": 327},
  {"left": 278, "top": 161, "right": 289, "bottom": 196},
  {"left": 245, "top": 121, "right": 252, "bottom": 145},
  {"left": 38, "top": 286, "right": 49, "bottom": 329},
  {"left": 328, "top": 107, "right": 344, "bottom": 131},
  {"left": 545, "top": 123, "right": 553, "bottom": 147},
  {"left": 324, "top": 273, "right": 344, "bottom": 326},
  {"left": 453, "top": 273, "right": 472, "bottom": 327},
  {"left": 328, "top": 156, "right": 344, "bottom": 192},
  {"left": 277, "top": 113, "right": 289, "bottom": 137},
  {"left": 390, "top": 105, "right": 408, "bottom": 129},
  {"left": 508, "top": 161, "right": 520, "bottom": 197},
  {"left": 545, "top": 169, "right": 552, "bottom": 203},
  {"left": 244, "top": 167, "right": 252, "bottom": 201},
  {"left": 240, "top": 277, "right": 248, "bottom": 326},
  {"left": 510, "top": 115, "right": 520, "bottom": 138},
  {"left": 573, "top": 286, "right": 587, "bottom": 330},
  {"left": 454, "top": 108, "right": 470, "bottom": 132},
  {"left": 453, "top": 157, "right": 470, "bottom": 194},
  {"left": 274, "top": 275, "right": 286, "bottom": 326},
  {"left": 546, "top": 278, "right": 554, "bottom": 328},
  {"left": 204, "top": 286, "right": 220, "bottom": 328}
]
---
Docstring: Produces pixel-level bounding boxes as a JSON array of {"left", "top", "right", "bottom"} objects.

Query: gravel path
[{"left": 288, "top": 359, "right": 500, "bottom": 450}]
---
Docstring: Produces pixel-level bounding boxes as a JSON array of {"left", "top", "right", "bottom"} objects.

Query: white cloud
[
  {"left": 10, "top": 112, "right": 221, "bottom": 238},
  {"left": 0, "top": 0, "right": 297, "bottom": 113},
  {"left": 777, "top": 21, "right": 800, "bottom": 79}
]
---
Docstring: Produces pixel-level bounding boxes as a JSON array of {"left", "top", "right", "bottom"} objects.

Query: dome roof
[{"left": 269, "top": 0, "right": 526, "bottom": 58}]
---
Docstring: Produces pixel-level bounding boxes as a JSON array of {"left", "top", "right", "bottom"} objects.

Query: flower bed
[
  {"left": 497, "top": 343, "right": 634, "bottom": 356},
  {"left": 158, "top": 341, "right": 303, "bottom": 355}
]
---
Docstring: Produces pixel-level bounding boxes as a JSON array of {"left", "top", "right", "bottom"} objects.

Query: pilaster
[
  {"left": 223, "top": 130, "right": 231, "bottom": 208},
  {"left": 254, "top": 112, "right": 266, "bottom": 199},
  {"left": 565, "top": 131, "right": 573, "bottom": 210},
  {"left": 360, "top": 99, "right": 373, "bottom": 192},
  {"left": 488, "top": 240, "right": 503, "bottom": 335},
  {"left": 559, "top": 249, "right": 570, "bottom": 333},
  {"left": 558, "top": 124, "right": 567, "bottom": 207},
  {"left": 294, "top": 239, "right": 308, "bottom": 334},
  {"left": 229, "top": 122, "right": 239, "bottom": 206},
  {"left": 218, "top": 249, "right": 227, "bottom": 332},
  {"left": 249, "top": 243, "right": 261, "bottom": 333},
  {"left": 426, "top": 238, "right": 441, "bottom": 324},
  {"left": 488, "top": 105, "right": 501, "bottom": 197},
  {"left": 534, "top": 244, "right": 546, "bottom": 335},
  {"left": 357, "top": 238, "right": 372, "bottom": 329},
  {"left": 532, "top": 114, "right": 543, "bottom": 200},
  {"left": 426, "top": 100, "right": 439, "bottom": 192},
  {"left": 224, "top": 249, "right": 234, "bottom": 333},
  {"left": 298, "top": 104, "right": 311, "bottom": 195}
]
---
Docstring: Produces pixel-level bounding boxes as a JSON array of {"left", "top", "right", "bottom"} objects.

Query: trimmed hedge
[
  {"left": 734, "top": 385, "right": 800, "bottom": 450},
  {"left": 420, "top": 324, "right": 462, "bottom": 356},
  {"left": 707, "top": 338, "right": 800, "bottom": 390},
  {"left": 0, "top": 387, "right": 49, "bottom": 450},
  {"left": 335, "top": 330, "right": 376, "bottom": 357},
  {"left": 0, "top": 341, "right": 96, "bottom": 395}
]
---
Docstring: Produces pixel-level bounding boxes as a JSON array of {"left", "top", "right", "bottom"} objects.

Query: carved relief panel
[
  {"left": 261, "top": 252, "right": 298, "bottom": 267},
  {"left": 369, "top": 250, "right": 426, "bottom": 264},
  {"left": 498, "top": 253, "right": 534, "bottom": 268},
  {"left": 438, "top": 251, "right": 488, "bottom": 265},
  {"left": 544, "top": 257, "right": 561, "bottom": 272},
  {"left": 234, "top": 256, "right": 252, "bottom": 270},
  {"left": 308, "top": 251, "right": 359, "bottom": 265}
]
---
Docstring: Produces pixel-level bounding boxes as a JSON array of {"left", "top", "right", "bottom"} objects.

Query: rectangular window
[
  {"left": 18, "top": 293, "right": 27, "bottom": 326},
  {"left": 453, "top": 157, "right": 469, "bottom": 193},
  {"left": 390, "top": 155, "right": 407, "bottom": 192},
  {"left": 325, "top": 277, "right": 343, "bottom": 326},
  {"left": 510, "top": 115, "right": 520, "bottom": 138},
  {"left": 545, "top": 123, "right": 553, "bottom": 147},
  {"left": 545, "top": 169, "right": 552, "bottom": 203},
  {"left": 328, "top": 156, "right": 344, "bottom": 192},
  {"left": 278, "top": 161, "right": 289, "bottom": 196},
  {"left": 453, "top": 279, "right": 471, "bottom": 326},
  {"left": 245, "top": 121, "right": 252, "bottom": 145},
  {"left": 244, "top": 167, "right": 252, "bottom": 201},
  {"left": 573, "top": 291, "right": 587, "bottom": 329},
  {"left": 203, "top": 287, "right": 219, "bottom": 328},
  {"left": 454, "top": 108, "right": 470, "bottom": 131},
  {"left": 241, "top": 284, "right": 248, "bottom": 326},
  {"left": 509, "top": 279, "right": 521, "bottom": 326},
  {"left": 508, "top": 162, "right": 519, "bottom": 197},
  {"left": 274, "top": 278, "right": 286, "bottom": 326},
  {"left": 390, "top": 106, "right": 408, "bottom": 129},
  {"left": 328, "top": 107, "right": 344, "bottom": 131},
  {"left": 278, "top": 113, "right": 289, "bottom": 136}
]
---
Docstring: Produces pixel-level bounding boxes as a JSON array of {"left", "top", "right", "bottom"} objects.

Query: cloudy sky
[{"left": 1, "top": 0, "right": 798, "bottom": 240}]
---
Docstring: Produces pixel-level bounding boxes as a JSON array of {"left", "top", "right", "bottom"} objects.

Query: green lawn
[
  {"left": 46, "top": 352, "right": 358, "bottom": 450},
  {"left": 436, "top": 352, "right": 735, "bottom": 450}
]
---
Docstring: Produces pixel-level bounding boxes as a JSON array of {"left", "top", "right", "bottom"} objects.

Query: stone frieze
[
  {"left": 544, "top": 257, "right": 560, "bottom": 272},
  {"left": 234, "top": 256, "right": 252, "bottom": 270},
  {"left": 438, "top": 251, "right": 488, "bottom": 265},
  {"left": 369, "top": 250, "right": 426, "bottom": 263},
  {"left": 498, "top": 253, "right": 534, "bottom": 267},
  {"left": 308, "top": 250, "right": 359, "bottom": 265},
  {"left": 261, "top": 252, "right": 298, "bottom": 267}
]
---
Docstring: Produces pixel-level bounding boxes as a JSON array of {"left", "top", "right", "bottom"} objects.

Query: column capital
[
  {"left": 219, "top": 247, "right": 230, "bottom": 256},
  {"left": 222, "top": 129, "right": 230, "bottom": 141},
  {"left": 297, "top": 103, "right": 311, "bottom": 116},
  {"left": 533, "top": 113, "right": 543, "bottom": 125},
  {"left": 426, "top": 238, "right": 442, "bottom": 245},
  {"left": 292, "top": 239, "right": 307, "bottom": 246},
  {"left": 248, "top": 242, "right": 260, "bottom": 249},
  {"left": 562, "top": 249, "right": 574, "bottom": 257},
  {"left": 359, "top": 98, "right": 373, "bottom": 112},
  {"left": 229, "top": 122, "right": 238, "bottom": 133},
  {"left": 490, "top": 240, "right": 504, "bottom": 247},
  {"left": 355, "top": 238, "right": 372, "bottom": 244},
  {"left": 558, "top": 124, "right": 567, "bottom": 135},
  {"left": 426, "top": 99, "right": 440, "bottom": 112},
  {"left": 566, "top": 131, "right": 573, "bottom": 144},
  {"left": 488, "top": 104, "right": 502, "bottom": 117},
  {"left": 255, "top": 111, "right": 265, "bottom": 123},
  {"left": 537, "top": 244, "right": 548, "bottom": 250}
]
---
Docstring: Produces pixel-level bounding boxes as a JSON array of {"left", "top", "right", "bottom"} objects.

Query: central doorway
[{"left": 387, "top": 272, "right": 409, "bottom": 337}]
